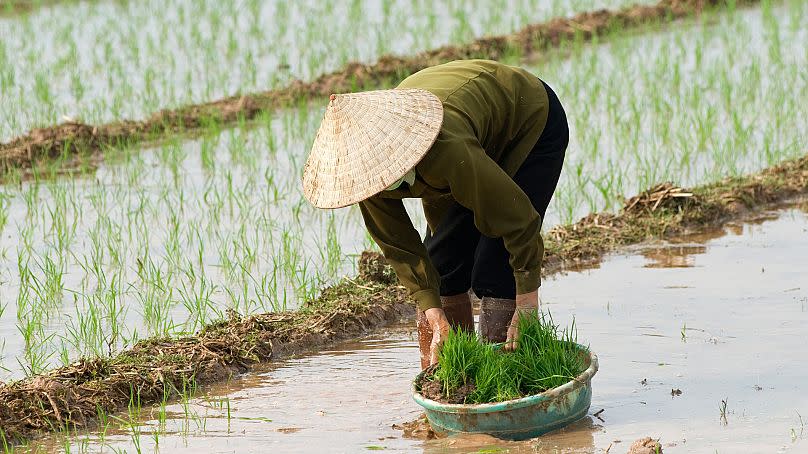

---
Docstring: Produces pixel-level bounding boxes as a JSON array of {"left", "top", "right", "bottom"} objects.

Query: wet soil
[
  {"left": 28, "top": 204, "right": 808, "bottom": 453},
  {"left": 416, "top": 369, "right": 478, "bottom": 404},
  {"left": 0, "top": 1, "right": 68, "bottom": 16},
  {"left": 627, "top": 437, "right": 664, "bottom": 454},
  {"left": 0, "top": 0, "right": 755, "bottom": 172}
]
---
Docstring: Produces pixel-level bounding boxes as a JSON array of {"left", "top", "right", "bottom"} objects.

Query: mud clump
[
  {"left": 623, "top": 183, "right": 695, "bottom": 213},
  {"left": 0, "top": 0, "right": 750, "bottom": 172},
  {"left": 626, "top": 437, "right": 663, "bottom": 454},
  {"left": 416, "top": 367, "right": 478, "bottom": 405},
  {"left": 392, "top": 414, "right": 441, "bottom": 440}
]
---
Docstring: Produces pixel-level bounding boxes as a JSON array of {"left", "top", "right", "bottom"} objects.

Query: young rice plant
[{"left": 429, "top": 312, "right": 587, "bottom": 404}]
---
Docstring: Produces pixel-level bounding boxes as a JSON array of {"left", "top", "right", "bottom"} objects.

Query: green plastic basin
[{"left": 412, "top": 345, "right": 598, "bottom": 440}]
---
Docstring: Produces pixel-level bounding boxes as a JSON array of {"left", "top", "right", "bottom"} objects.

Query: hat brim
[{"left": 302, "top": 88, "right": 444, "bottom": 209}]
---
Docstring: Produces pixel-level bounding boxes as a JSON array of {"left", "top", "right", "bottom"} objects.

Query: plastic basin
[{"left": 412, "top": 345, "right": 598, "bottom": 440}]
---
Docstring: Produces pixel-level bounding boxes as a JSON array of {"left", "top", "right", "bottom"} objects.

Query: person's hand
[
  {"left": 504, "top": 289, "right": 540, "bottom": 351},
  {"left": 424, "top": 307, "right": 451, "bottom": 366}
]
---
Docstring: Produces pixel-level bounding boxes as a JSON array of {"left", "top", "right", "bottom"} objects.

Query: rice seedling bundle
[{"left": 424, "top": 312, "right": 587, "bottom": 404}]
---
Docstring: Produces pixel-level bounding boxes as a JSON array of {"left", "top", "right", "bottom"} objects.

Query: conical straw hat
[{"left": 302, "top": 88, "right": 444, "bottom": 209}]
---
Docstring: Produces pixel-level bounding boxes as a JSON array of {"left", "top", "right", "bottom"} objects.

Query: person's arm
[
  {"left": 359, "top": 196, "right": 450, "bottom": 365},
  {"left": 418, "top": 136, "right": 544, "bottom": 297},
  {"left": 358, "top": 196, "right": 442, "bottom": 311}
]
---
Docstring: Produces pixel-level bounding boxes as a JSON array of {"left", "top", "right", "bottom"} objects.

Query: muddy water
[{"left": 36, "top": 205, "right": 807, "bottom": 453}]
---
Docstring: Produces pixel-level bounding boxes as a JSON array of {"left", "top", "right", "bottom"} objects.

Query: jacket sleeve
[
  {"left": 358, "top": 196, "right": 442, "bottom": 311},
  {"left": 417, "top": 133, "right": 544, "bottom": 295}
]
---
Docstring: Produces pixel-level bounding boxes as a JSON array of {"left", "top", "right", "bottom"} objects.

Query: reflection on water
[{"left": 640, "top": 245, "right": 707, "bottom": 268}]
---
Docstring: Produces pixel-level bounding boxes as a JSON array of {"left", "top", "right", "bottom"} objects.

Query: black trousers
[{"left": 424, "top": 80, "right": 568, "bottom": 299}]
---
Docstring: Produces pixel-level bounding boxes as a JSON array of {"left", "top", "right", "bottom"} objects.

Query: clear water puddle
[{"left": 32, "top": 202, "right": 808, "bottom": 453}]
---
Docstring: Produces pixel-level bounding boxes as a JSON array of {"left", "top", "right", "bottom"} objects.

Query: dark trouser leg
[
  {"left": 424, "top": 201, "right": 480, "bottom": 298},
  {"left": 419, "top": 203, "right": 479, "bottom": 368},
  {"left": 474, "top": 79, "right": 569, "bottom": 342}
]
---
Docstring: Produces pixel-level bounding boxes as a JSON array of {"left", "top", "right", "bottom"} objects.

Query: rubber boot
[
  {"left": 479, "top": 297, "right": 515, "bottom": 343},
  {"left": 416, "top": 309, "right": 432, "bottom": 370},
  {"left": 440, "top": 292, "right": 474, "bottom": 333},
  {"left": 416, "top": 292, "right": 474, "bottom": 369}
]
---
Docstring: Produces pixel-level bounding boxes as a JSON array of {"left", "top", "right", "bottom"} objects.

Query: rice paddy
[
  {"left": 0, "top": 0, "right": 658, "bottom": 141},
  {"left": 0, "top": 0, "right": 806, "bottom": 450},
  {"left": 0, "top": 0, "right": 804, "bottom": 384}
]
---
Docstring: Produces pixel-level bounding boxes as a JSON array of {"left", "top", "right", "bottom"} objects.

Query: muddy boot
[
  {"left": 479, "top": 297, "right": 515, "bottom": 343},
  {"left": 440, "top": 292, "right": 474, "bottom": 333},
  {"left": 416, "top": 309, "right": 432, "bottom": 370},
  {"left": 417, "top": 293, "right": 473, "bottom": 369}
]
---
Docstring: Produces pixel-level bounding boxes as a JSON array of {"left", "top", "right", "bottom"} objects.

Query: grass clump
[{"left": 423, "top": 312, "right": 587, "bottom": 404}]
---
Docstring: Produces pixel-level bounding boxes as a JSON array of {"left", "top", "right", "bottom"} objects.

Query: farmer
[{"left": 302, "top": 59, "right": 568, "bottom": 369}]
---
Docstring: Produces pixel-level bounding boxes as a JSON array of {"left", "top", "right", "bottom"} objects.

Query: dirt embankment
[
  {"left": 541, "top": 154, "right": 808, "bottom": 272},
  {"left": 0, "top": 252, "right": 411, "bottom": 443},
  {"left": 0, "top": 0, "right": 756, "bottom": 172},
  {"left": 1, "top": 152, "right": 805, "bottom": 444},
  {"left": 0, "top": 1, "right": 65, "bottom": 16}
]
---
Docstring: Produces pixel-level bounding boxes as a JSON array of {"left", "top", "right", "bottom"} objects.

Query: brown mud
[
  {"left": 392, "top": 414, "right": 441, "bottom": 441},
  {"left": 0, "top": 0, "right": 759, "bottom": 172},
  {"left": 0, "top": 0, "right": 70, "bottom": 16},
  {"left": 416, "top": 364, "right": 478, "bottom": 404},
  {"left": 1, "top": 152, "right": 805, "bottom": 445},
  {"left": 626, "top": 437, "right": 665, "bottom": 454}
]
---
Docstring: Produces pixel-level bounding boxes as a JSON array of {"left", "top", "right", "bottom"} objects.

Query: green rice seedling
[
  {"left": 789, "top": 411, "right": 805, "bottom": 442},
  {"left": 466, "top": 346, "right": 500, "bottom": 403},
  {"left": 469, "top": 346, "right": 523, "bottom": 403},
  {"left": 433, "top": 328, "right": 483, "bottom": 396},
  {"left": 179, "top": 274, "right": 221, "bottom": 332},
  {"left": 430, "top": 311, "right": 586, "bottom": 404},
  {"left": 0, "top": 428, "right": 9, "bottom": 453},
  {"left": 0, "top": 192, "right": 10, "bottom": 232},
  {"left": 512, "top": 312, "right": 584, "bottom": 394}
]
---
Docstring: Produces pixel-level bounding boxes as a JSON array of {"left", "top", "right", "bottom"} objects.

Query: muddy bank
[
  {"left": 0, "top": 0, "right": 757, "bottom": 172},
  {"left": 0, "top": 0, "right": 72, "bottom": 16},
  {"left": 1, "top": 151, "right": 805, "bottom": 444},
  {"left": 0, "top": 252, "right": 411, "bottom": 443},
  {"left": 541, "top": 154, "right": 808, "bottom": 273}
]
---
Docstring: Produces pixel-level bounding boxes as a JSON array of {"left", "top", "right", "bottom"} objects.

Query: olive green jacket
[{"left": 358, "top": 60, "right": 550, "bottom": 311}]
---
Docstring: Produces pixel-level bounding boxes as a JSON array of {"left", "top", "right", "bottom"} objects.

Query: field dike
[
  {"left": 0, "top": 1, "right": 88, "bottom": 16},
  {"left": 0, "top": 0, "right": 759, "bottom": 173},
  {"left": 0, "top": 152, "right": 806, "bottom": 444}
]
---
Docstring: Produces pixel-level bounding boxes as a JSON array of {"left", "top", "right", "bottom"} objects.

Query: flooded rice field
[
  {"left": 0, "top": 0, "right": 659, "bottom": 141},
  {"left": 533, "top": 0, "right": 808, "bottom": 218},
  {"left": 0, "top": 1, "right": 804, "bottom": 381},
  {"left": 33, "top": 203, "right": 808, "bottom": 453}
]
